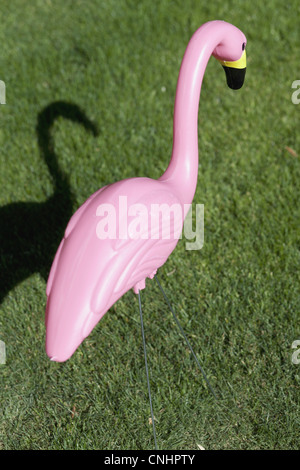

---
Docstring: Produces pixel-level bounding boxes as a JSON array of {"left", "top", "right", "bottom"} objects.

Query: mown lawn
[{"left": 0, "top": 0, "right": 299, "bottom": 450}]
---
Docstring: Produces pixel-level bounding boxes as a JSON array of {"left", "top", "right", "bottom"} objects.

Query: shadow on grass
[{"left": 0, "top": 101, "right": 98, "bottom": 306}]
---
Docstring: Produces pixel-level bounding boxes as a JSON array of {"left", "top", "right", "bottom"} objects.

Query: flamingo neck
[{"left": 160, "top": 21, "right": 227, "bottom": 203}]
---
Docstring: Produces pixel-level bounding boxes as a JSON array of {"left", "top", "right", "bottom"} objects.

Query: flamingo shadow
[{"left": 0, "top": 101, "right": 98, "bottom": 306}]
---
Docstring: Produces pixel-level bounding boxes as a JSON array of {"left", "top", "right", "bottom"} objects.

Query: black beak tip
[{"left": 223, "top": 66, "right": 246, "bottom": 90}]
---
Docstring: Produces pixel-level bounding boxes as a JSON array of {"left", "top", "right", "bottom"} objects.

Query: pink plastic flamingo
[{"left": 45, "top": 20, "right": 247, "bottom": 364}]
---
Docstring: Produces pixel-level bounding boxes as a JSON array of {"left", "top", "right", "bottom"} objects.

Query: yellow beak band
[{"left": 218, "top": 49, "right": 247, "bottom": 69}]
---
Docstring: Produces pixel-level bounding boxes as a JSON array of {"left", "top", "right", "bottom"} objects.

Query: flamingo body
[
  {"left": 45, "top": 20, "right": 247, "bottom": 362},
  {"left": 46, "top": 177, "right": 184, "bottom": 361}
]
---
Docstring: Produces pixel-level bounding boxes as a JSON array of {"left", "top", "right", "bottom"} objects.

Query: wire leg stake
[
  {"left": 138, "top": 289, "right": 158, "bottom": 450},
  {"left": 154, "top": 274, "right": 217, "bottom": 399}
]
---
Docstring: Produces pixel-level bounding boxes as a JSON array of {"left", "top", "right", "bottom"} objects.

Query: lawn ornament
[{"left": 45, "top": 20, "right": 247, "bottom": 449}]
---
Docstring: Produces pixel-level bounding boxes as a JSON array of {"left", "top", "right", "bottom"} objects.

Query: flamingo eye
[{"left": 242, "top": 42, "right": 246, "bottom": 51}]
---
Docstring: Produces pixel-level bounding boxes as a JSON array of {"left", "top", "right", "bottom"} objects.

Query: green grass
[{"left": 0, "top": 0, "right": 299, "bottom": 450}]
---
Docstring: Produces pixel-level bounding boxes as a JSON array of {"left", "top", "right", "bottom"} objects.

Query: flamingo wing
[{"left": 90, "top": 179, "right": 184, "bottom": 315}]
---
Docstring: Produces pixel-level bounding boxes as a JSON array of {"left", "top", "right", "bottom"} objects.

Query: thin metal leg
[
  {"left": 138, "top": 290, "right": 158, "bottom": 450},
  {"left": 154, "top": 274, "right": 217, "bottom": 399}
]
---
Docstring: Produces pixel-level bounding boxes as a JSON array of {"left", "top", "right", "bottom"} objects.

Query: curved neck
[{"left": 160, "top": 21, "right": 229, "bottom": 203}]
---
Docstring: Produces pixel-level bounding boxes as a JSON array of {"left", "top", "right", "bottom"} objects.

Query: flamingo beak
[{"left": 218, "top": 49, "right": 246, "bottom": 90}]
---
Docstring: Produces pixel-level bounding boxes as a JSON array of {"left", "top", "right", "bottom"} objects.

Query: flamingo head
[{"left": 212, "top": 23, "right": 247, "bottom": 90}]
